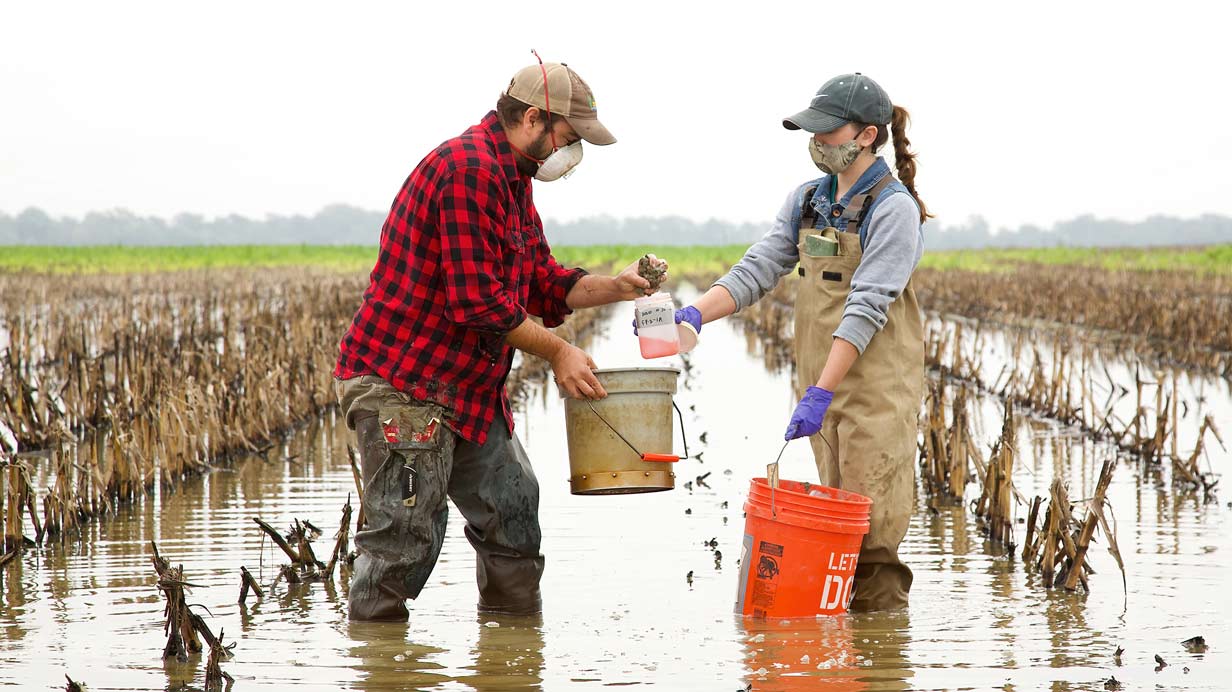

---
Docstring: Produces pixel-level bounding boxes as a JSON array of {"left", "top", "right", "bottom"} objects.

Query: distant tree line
[{"left": 2, "top": 205, "right": 1230, "bottom": 248}]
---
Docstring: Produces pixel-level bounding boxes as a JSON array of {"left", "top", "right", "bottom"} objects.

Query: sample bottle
[{"left": 634, "top": 292, "right": 680, "bottom": 359}]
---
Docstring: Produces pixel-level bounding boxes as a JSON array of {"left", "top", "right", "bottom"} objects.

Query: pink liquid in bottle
[{"left": 639, "top": 337, "right": 680, "bottom": 359}]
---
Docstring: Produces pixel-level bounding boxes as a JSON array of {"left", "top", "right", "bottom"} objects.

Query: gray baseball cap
[{"left": 783, "top": 73, "right": 892, "bottom": 133}]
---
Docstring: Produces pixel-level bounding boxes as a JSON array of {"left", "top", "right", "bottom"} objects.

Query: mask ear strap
[
  {"left": 507, "top": 140, "right": 544, "bottom": 165},
  {"left": 530, "top": 49, "right": 558, "bottom": 151}
]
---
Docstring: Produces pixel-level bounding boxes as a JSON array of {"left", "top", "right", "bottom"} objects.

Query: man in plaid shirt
[{"left": 335, "top": 58, "right": 660, "bottom": 621}]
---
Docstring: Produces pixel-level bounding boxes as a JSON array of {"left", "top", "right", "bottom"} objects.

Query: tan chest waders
[{"left": 793, "top": 176, "right": 925, "bottom": 611}]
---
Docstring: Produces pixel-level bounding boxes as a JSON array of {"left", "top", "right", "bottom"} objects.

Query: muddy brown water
[{"left": 2, "top": 291, "right": 1230, "bottom": 691}]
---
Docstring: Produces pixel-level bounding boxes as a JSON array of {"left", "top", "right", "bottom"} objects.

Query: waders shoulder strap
[
  {"left": 838, "top": 173, "right": 896, "bottom": 228},
  {"left": 798, "top": 183, "right": 821, "bottom": 235}
]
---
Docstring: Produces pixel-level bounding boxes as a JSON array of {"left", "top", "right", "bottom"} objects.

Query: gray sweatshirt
[{"left": 713, "top": 180, "right": 922, "bottom": 354}]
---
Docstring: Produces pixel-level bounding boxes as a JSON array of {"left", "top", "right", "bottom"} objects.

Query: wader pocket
[
  {"left": 797, "top": 248, "right": 858, "bottom": 288},
  {"left": 388, "top": 433, "right": 439, "bottom": 508},
  {"left": 798, "top": 227, "right": 857, "bottom": 283},
  {"left": 802, "top": 231, "right": 840, "bottom": 257},
  {"left": 370, "top": 402, "right": 450, "bottom": 518}
]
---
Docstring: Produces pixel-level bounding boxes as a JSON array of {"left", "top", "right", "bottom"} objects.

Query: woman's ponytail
[{"left": 888, "top": 105, "right": 932, "bottom": 224}]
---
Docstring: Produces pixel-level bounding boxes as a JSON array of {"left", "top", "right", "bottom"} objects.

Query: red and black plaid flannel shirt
[{"left": 335, "top": 112, "right": 586, "bottom": 444}]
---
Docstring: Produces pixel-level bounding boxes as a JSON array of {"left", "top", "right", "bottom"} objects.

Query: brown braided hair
[{"left": 855, "top": 105, "right": 932, "bottom": 224}]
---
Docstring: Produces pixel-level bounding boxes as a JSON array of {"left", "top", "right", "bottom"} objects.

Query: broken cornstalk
[
  {"left": 975, "top": 402, "right": 1017, "bottom": 547},
  {"left": 3, "top": 459, "right": 41, "bottom": 552},
  {"left": 1172, "top": 415, "right": 1224, "bottom": 493},
  {"left": 238, "top": 565, "right": 263, "bottom": 605},
  {"left": 323, "top": 495, "right": 353, "bottom": 580},
  {"left": 253, "top": 516, "right": 326, "bottom": 582},
  {"left": 151, "top": 541, "right": 219, "bottom": 661},
  {"left": 1063, "top": 458, "right": 1115, "bottom": 591},
  {"left": 204, "top": 628, "right": 235, "bottom": 692}
]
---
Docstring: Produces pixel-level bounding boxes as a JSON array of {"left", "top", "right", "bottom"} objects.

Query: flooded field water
[{"left": 2, "top": 295, "right": 1230, "bottom": 690}]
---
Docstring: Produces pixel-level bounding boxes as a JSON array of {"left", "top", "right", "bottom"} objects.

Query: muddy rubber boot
[
  {"left": 474, "top": 547, "right": 544, "bottom": 615},
  {"left": 348, "top": 411, "right": 411, "bottom": 622},
  {"left": 347, "top": 575, "right": 411, "bottom": 622},
  {"left": 848, "top": 546, "right": 912, "bottom": 612}
]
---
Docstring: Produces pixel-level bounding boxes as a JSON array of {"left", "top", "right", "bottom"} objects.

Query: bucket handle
[
  {"left": 766, "top": 434, "right": 836, "bottom": 518},
  {"left": 585, "top": 400, "right": 690, "bottom": 463},
  {"left": 767, "top": 440, "right": 789, "bottom": 518}
]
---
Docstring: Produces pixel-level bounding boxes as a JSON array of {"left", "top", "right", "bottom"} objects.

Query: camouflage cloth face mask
[{"left": 808, "top": 136, "right": 863, "bottom": 175}]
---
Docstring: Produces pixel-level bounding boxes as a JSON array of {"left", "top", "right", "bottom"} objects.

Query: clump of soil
[{"left": 638, "top": 254, "right": 668, "bottom": 291}]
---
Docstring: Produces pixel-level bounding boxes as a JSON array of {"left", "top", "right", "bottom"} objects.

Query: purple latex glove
[
  {"left": 676, "top": 306, "right": 702, "bottom": 335},
  {"left": 632, "top": 305, "right": 704, "bottom": 335},
  {"left": 784, "top": 386, "right": 834, "bottom": 440}
]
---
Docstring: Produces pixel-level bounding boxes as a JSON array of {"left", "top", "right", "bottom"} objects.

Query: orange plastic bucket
[{"left": 735, "top": 478, "right": 871, "bottom": 618}]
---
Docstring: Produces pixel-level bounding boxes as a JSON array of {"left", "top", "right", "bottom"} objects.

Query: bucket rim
[
  {"left": 560, "top": 366, "right": 681, "bottom": 399},
  {"left": 591, "top": 367, "right": 682, "bottom": 375},
  {"left": 748, "top": 477, "right": 871, "bottom": 507},
  {"left": 745, "top": 490, "right": 869, "bottom": 517},
  {"left": 743, "top": 499, "right": 870, "bottom": 535},
  {"left": 747, "top": 487, "right": 869, "bottom": 514}
]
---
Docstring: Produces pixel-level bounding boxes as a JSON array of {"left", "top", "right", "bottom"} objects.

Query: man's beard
[{"left": 514, "top": 129, "right": 553, "bottom": 177}]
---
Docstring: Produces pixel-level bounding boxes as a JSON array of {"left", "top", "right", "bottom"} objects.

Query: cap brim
[
  {"left": 782, "top": 108, "right": 849, "bottom": 134},
  {"left": 566, "top": 116, "right": 616, "bottom": 145}
]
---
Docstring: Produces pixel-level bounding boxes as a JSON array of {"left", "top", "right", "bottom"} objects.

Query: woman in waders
[{"left": 673, "top": 73, "right": 929, "bottom": 611}]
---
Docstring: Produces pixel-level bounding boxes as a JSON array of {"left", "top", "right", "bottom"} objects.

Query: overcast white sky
[{"left": 2, "top": 1, "right": 1228, "bottom": 232}]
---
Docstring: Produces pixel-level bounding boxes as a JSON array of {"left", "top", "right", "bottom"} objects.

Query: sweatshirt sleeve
[
  {"left": 712, "top": 187, "right": 802, "bottom": 311},
  {"left": 833, "top": 192, "right": 923, "bottom": 353}
]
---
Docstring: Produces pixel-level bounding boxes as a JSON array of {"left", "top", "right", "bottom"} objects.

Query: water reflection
[
  {"left": 345, "top": 613, "right": 545, "bottom": 692},
  {"left": 162, "top": 654, "right": 204, "bottom": 691},
  {"left": 464, "top": 613, "right": 545, "bottom": 690},
  {"left": 346, "top": 621, "right": 452, "bottom": 691},
  {"left": 2, "top": 556, "right": 30, "bottom": 625},
  {"left": 740, "top": 612, "right": 912, "bottom": 691}
]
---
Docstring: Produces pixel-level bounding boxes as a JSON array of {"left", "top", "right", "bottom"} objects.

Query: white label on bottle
[{"left": 636, "top": 305, "right": 672, "bottom": 329}]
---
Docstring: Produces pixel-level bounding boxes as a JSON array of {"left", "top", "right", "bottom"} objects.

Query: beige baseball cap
[{"left": 505, "top": 62, "right": 615, "bottom": 146}]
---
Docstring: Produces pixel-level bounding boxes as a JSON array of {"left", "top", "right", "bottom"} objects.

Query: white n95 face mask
[{"left": 534, "top": 141, "right": 583, "bottom": 182}]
